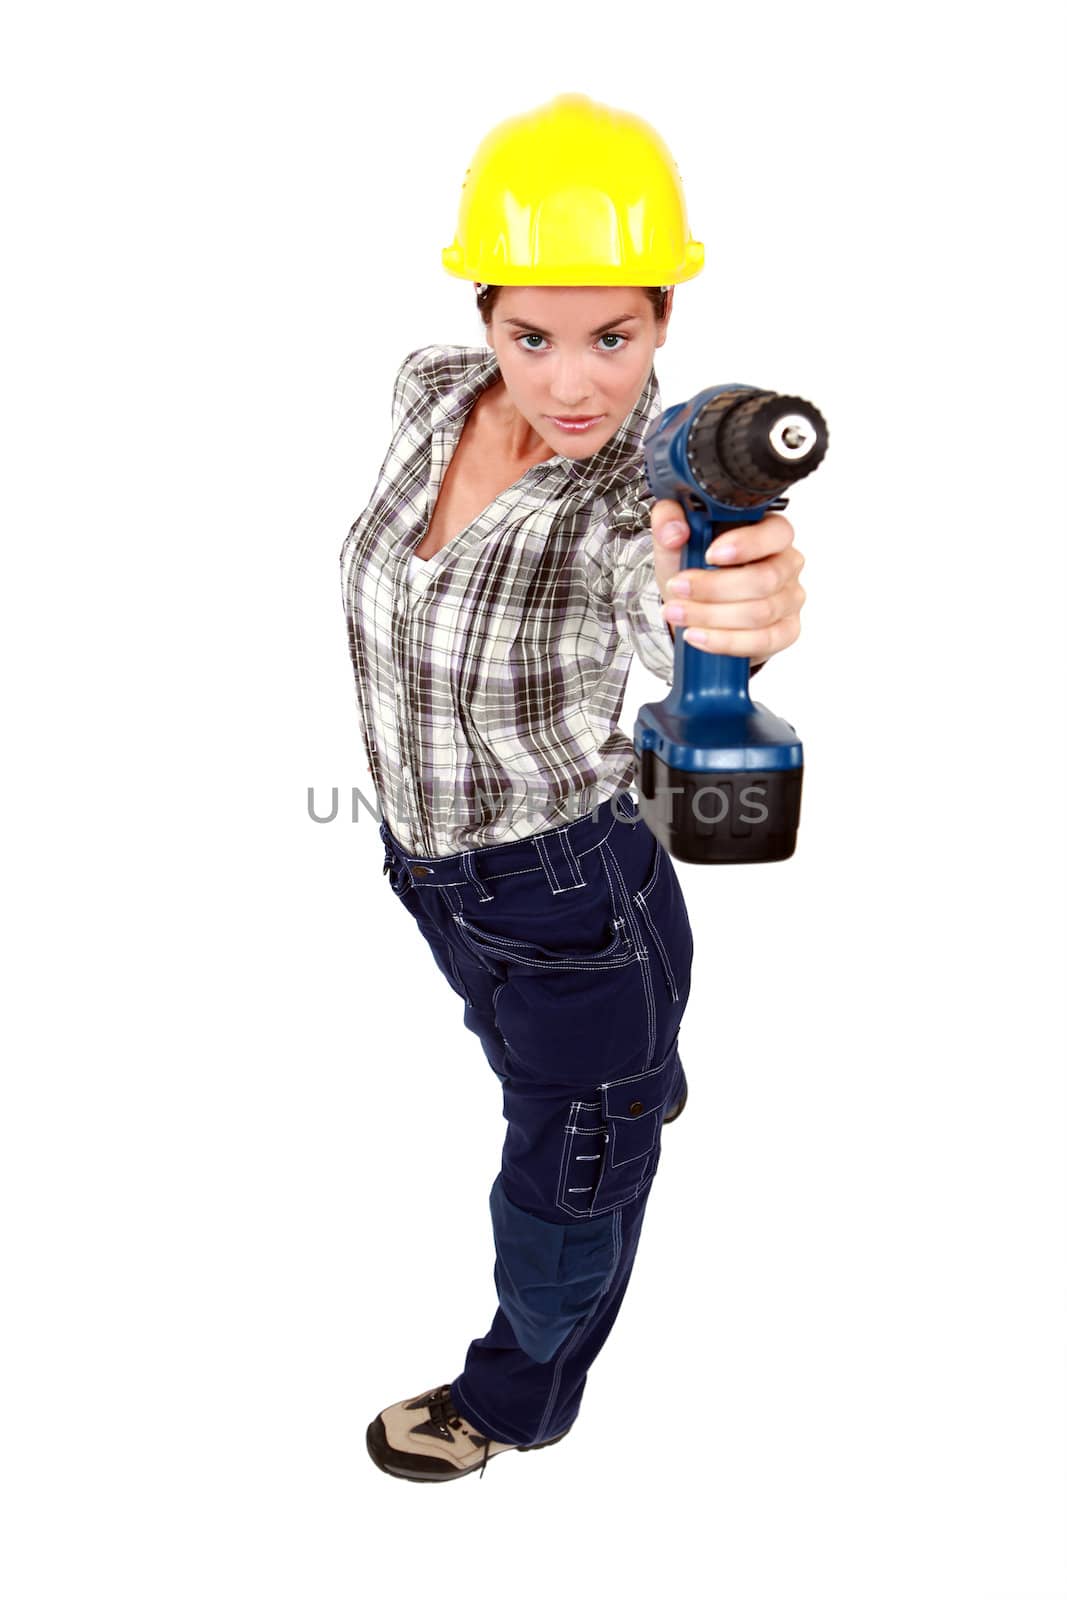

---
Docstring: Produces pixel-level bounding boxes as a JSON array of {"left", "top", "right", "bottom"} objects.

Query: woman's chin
[{"left": 543, "top": 423, "right": 612, "bottom": 457}]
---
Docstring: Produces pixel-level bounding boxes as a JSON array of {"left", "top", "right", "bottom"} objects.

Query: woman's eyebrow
[{"left": 501, "top": 314, "right": 642, "bottom": 337}]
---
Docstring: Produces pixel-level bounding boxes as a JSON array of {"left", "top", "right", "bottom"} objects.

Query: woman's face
[{"left": 485, "top": 285, "right": 672, "bottom": 457}]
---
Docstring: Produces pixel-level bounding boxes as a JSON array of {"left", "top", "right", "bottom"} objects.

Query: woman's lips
[{"left": 549, "top": 415, "right": 604, "bottom": 432}]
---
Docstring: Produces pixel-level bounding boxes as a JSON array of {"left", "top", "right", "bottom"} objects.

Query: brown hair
[{"left": 475, "top": 284, "right": 669, "bottom": 328}]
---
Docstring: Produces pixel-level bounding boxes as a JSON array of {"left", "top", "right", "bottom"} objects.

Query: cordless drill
[{"left": 636, "top": 383, "right": 829, "bottom": 864}]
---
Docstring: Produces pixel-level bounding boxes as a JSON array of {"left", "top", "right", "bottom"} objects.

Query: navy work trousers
[{"left": 378, "top": 787, "right": 694, "bottom": 1448}]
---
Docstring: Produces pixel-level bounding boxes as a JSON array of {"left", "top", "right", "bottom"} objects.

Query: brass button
[
  {"left": 411, "top": 865, "right": 429, "bottom": 878},
  {"left": 628, "top": 1099, "right": 645, "bottom": 1116}
]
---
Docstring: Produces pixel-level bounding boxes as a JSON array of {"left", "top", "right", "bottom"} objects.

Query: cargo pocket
[{"left": 556, "top": 1037, "right": 681, "bottom": 1217}]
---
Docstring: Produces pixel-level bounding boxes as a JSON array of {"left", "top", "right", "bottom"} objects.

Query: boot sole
[
  {"left": 516, "top": 1428, "right": 571, "bottom": 1452},
  {"left": 366, "top": 1416, "right": 572, "bottom": 1482}
]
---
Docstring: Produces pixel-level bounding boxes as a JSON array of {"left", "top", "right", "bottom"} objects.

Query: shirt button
[{"left": 628, "top": 1100, "right": 645, "bottom": 1117}]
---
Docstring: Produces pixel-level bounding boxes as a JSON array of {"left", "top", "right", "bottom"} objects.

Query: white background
[{"left": 3, "top": 2, "right": 1065, "bottom": 1597}]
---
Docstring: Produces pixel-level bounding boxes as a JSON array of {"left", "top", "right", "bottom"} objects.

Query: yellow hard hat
[{"left": 441, "top": 92, "right": 704, "bottom": 288}]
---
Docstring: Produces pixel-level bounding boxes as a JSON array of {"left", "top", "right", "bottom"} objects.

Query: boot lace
[{"left": 418, "top": 1385, "right": 492, "bottom": 1479}]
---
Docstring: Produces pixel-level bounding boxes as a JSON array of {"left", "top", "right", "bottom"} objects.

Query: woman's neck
[{"left": 475, "top": 374, "right": 556, "bottom": 468}]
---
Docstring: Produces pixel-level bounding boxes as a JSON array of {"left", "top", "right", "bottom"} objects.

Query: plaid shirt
[{"left": 340, "top": 343, "right": 757, "bottom": 857}]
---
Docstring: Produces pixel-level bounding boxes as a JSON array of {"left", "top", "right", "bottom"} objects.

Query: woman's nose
[{"left": 549, "top": 370, "right": 594, "bottom": 409}]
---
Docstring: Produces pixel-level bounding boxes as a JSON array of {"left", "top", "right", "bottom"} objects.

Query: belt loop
[
  {"left": 461, "top": 849, "right": 495, "bottom": 903},
  {"left": 533, "top": 818, "right": 587, "bottom": 895}
]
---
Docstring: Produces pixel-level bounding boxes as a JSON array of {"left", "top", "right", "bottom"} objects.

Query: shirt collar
[{"left": 427, "top": 345, "right": 662, "bottom": 494}]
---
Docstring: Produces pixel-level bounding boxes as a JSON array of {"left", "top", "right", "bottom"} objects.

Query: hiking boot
[{"left": 365, "top": 1383, "right": 572, "bottom": 1482}]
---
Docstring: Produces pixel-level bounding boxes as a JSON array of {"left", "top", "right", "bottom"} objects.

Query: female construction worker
[{"left": 340, "top": 92, "right": 807, "bottom": 1482}]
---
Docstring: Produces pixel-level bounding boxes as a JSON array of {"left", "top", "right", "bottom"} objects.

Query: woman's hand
[{"left": 650, "top": 501, "right": 806, "bottom": 669}]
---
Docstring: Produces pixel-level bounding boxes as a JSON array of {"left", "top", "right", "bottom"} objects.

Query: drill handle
[{"left": 672, "top": 507, "right": 767, "bottom": 709}]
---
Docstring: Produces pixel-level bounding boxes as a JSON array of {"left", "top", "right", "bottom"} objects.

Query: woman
[{"left": 340, "top": 93, "right": 807, "bottom": 1483}]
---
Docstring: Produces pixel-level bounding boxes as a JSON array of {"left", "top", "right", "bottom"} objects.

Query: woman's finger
[
  {"left": 703, "top": 513, "right": 797, "bottom": 567},
  {"left": 649, "top": 499, "right": 689, "bottom": 597},
  {"left": 668, "top": 545, "right": 806, "bottom": 604},
  {"left": 662, "top": 578, "right": 806, "bottom": 635},
  {"left": 681, "top": 611, "right": 803, "bottom": 656}
]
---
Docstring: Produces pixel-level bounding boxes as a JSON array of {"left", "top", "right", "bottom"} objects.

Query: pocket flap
[
  {"left": 601, "top": 1051, "right": 677, "bottom": 1123},
  {"left": 600, "top": 1044, "right": 680, "bottom": 1172}
]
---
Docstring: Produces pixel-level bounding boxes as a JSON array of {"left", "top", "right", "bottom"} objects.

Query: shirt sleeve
[
  {"left": 391, "top": 346, "right": 437, "bottom": 434},
  {"left": 602, "top": 522, "right": 678, "bottom": 684}
]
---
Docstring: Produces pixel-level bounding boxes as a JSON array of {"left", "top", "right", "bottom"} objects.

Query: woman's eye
[{"left": 516, "top": 332, "right": 629, "bottom": 353}]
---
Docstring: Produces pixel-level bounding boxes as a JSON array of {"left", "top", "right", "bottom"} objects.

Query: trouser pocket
[
  {"left": 628, "top": 837, "right": 693, "bottom": 1007},
  {"left": 453, "top": 908, "right": 633, "bottom": 969},
  {"left": 556, "top": 1036, "right": 680, "bottom": 1217},
  {"left": 449, "top": 843, "right": 640, "bottom": 972}
]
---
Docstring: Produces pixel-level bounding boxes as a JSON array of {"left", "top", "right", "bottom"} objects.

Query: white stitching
[
  {"left": 635, "top": 897, "right": 679, "bottom": 1001},
  {"left": 454, "top": 923, "right": 637, "bottom": 972},
  {"left": 600, "top": 839, "right": 656, "bottom": 1070},
  {"left": 391, "top": 815, "right": 624, "bottom": 887},
  {"left": 452, "top": 909, "right": 631, "bottom": 965}
]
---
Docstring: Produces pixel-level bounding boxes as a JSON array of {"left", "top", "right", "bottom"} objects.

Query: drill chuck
[{"left": 686, "top": 388, "right": 829, "bottom": 502}]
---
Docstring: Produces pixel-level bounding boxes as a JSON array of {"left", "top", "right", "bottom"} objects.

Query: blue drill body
[
  {"left": 634, "top": 381, "right": 828, "bottom": 863},
  {"left": 638, "top": 384, "right": 802, "bottom": 778}
]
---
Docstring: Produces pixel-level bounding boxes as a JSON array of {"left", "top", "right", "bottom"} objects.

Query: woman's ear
[{"left": 655, "top": 286, "right": 675, "bottom": 347}]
